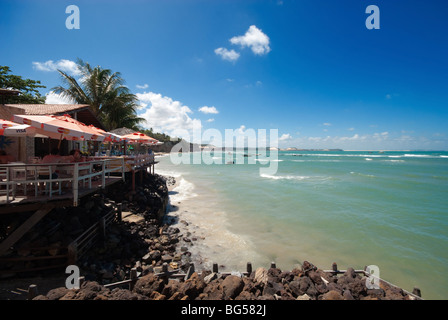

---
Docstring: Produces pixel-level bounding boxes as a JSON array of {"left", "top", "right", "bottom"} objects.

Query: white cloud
[
  {"left": 279, "top": 133, "right": 292, "bottom": 141},
  {"left": 230, "top": 25, "right": 271, "bottom": 55},
  {"left": 206, "top": 118, "right": 215, "bottom": 123},
  {"left": 323, "top": 123, "right": 332, "bottom": 126},
  {"left": 32, "top": 59, "right": 80, "bottom": 75},
  {"left": 214, "top": 47, "right": 240, "bottom": 62},
  {"left": 45, "top": 91, "right": 75, "bottom": 104},
  {"left": 198, "top": 106, "right": 219, "bottom": 114},
  {"left": 136, "top": 91, "right": 202, "bottom": 140},
  {"left": 136, "top": 84, "right": 149, "bottom": 89},
  {"left": 277, "top": 131, "right": 447, "bottom": 150}
]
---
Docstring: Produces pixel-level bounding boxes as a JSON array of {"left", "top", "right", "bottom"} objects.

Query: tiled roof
[
  {"left": 1, "top": 104, "right": 105, "bottom": 130},
  {"left": 2, "top": 104, "right": 91, "bottom": 115},
  {"left": 0, "top": 105, "right": 16, "bottom": 121}
]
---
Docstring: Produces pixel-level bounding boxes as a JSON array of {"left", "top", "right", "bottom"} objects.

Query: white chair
[{"left": 0, "top": 167, "right": 13, "bottom": 202}]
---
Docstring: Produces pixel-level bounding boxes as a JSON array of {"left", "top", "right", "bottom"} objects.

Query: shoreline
[{"left": 0, "top": 168, "right": 424, "bottom": 300}]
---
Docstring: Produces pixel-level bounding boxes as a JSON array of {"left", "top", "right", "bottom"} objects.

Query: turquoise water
[{"left": 156, "top": 150, "right": 448, "bottom": 299}]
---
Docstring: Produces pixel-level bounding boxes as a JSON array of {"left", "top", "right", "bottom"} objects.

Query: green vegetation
[
  {"left": 52, "top": 58, "right": 145, "bottom": 131},
  {"left": 140, "top": 128, "right": 174, "bottom": 142},
  {"left": 0, "top": 66, "right": 46, "bottom": 104}
]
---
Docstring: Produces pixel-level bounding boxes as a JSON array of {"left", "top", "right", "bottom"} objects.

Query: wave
[
  {"left": 260, "top": 173, "right": 311, "bottom": 181},
  {"left": 404, "top": 154, "right": 432, "bottom": 158},
  {"left": 170, "top": 177, "right": 197, "bottom": 202},
  {"left": 350, "top": 172, "right": 376, "bottom": 178},
  {"left": 383, "top": 159, "right": 405, "bottom": 163},
  {"left": 260, "top": 173, "right": 332, "bottom": 182}
]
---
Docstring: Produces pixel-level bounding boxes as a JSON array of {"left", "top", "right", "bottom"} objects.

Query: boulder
[
  {"left": 222, "top": 275, "right": 245, "bottom": 299},
  {"left": 321, "top": 290, "right": 344, "bottom": 300},
  {"left": 254, "top": 268, "right": 269, "bottom": 286}
]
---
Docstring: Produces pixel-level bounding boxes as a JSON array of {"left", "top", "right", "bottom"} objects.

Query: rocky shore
[
  {"left": 1, "top": 170, "right": 420, "bottom": 300},
  {"left": 32, "top": 260, "right": 418, "bottom": 300}
]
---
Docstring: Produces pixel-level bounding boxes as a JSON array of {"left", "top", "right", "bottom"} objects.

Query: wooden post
[
  {"left": 185, "top": 263, "right": 195, "bottom": 281},
  {"left": 332, "top": 262, "right": 338, "bottom": 273},
  {"left": 121, "top": 158, "right": 125, "bottom": 182},
  {"left": 246, "top": 262, "right": 252, "bottom": 275},
  {"left": 73, "top": 163, "right": 79, "bottom": 207},
  {"left": 132, "top": 170, "right": 135, "bottom": 192},
  {"left": 27, "top": 284, "right": 38, "bottom": 300},
  {"left": 67, "top": 242, "right": 78, "bottom": 265},
  {"left": 0, "top": 204, "right": 54, "bottom": 256},
  {"left": 101, "top": 160, "right": 106, "bottom": 188},
  {"left": 412, "top": 287, "right": 422, "bottom": 298},
  {"left": 117, "top": 203, "right": 122, "bottom": 222},
  {"left": 129, "top": 268, "right": 137, "bottom": 291},
  {"left": 212, "top": 263, "right": 218, "bottom": 273},
  {"left": 270, "top": 262, "right": 276, "bottom": 269},
  {"left": 99, "top": 216, "right": 106, "bottom": 241}
]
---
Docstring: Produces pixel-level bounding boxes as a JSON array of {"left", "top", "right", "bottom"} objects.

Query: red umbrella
[
  {"left": 13, "top": 114, "right": 105, "bottom": 142},
  {"left": 120, "top": 132, "right": 159, "bottom": 144}
]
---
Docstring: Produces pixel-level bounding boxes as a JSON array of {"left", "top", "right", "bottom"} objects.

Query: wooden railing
[
  {"left": 0, "top": 158, "right": 125, "bottom": 206},
  {"left": 67, "top": 207, "right": 117, "bottom": 264}
]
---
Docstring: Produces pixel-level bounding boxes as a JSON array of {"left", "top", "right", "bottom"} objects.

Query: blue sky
[{"left": 1, "top": 0, "right": 447, "bottom": 150}]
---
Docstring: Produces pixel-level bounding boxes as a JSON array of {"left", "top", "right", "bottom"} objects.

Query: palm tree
[{"left": 52, "top": 59, "right": 145, "bottom": 131}]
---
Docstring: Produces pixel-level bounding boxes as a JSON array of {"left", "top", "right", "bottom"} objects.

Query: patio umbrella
[
  {"left": 120, "top": 132, "right": 159, "bottom": 144},
  {"left": 12, "top": 114, "right": 106, "bottom": 143},
  {"left": 0, "top": 118, "right": 48, "bottom": 137}
]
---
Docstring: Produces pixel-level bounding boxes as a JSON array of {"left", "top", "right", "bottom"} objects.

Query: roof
[
  {"left": 109, "top": 127, "right": 136, "bottom": 136},
  {"left": 0, "top": 88, "right": 21, "bottom": 96},
  {"left": 0, "top": 104, "right": 17, "bottom": 121},
  {"left": 1, "top": 104, "right": 105, "bottom": 130},
  {"left": 3, "top": 104, "right": 91, "bottom": 115}
]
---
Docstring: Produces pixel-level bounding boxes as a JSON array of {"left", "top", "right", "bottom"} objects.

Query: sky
[{"left": 1, "top": 0, "right": 447, "bottom": 150}]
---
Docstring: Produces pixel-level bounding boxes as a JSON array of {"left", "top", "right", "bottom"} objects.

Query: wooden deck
[{"left": 0, "top": 154, "right": 156, "bottom": 209}]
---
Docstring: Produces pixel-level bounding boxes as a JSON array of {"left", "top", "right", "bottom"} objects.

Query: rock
[
  {"left": 133, "top": 273, "right": 164, "bottom": 297},
  {"left": 262, "top": 280, "right": 284, "bottom": 297},
  {"left": 321, "top": 290, "right": 344, "bottom": 300},
  {"left": 181, "top": 272, "right": 206, "bottom": 300},
  {"left": 343, "top": 290, "right": 355, "bottom": 300},
  {"left": 308, "top": 270, "right": 323, "bottom": 285},
  {"left": 235, "top": 291, "right": 255, "bottom": 300},
  {"left": 254, "top": 268, "right": 269, "bottom": 286},
  {"left": 161, "top": 254, "right": 173, "bottom": 262},
  {"left": 296, "top": 293, "right": 311, "bottom": 300},
  {"left": 204, "top": 272, "right": 219, "bottom": 284},
  {"left": 222, "top": 275, "right": 245, "bottom": 299},
  {"left": 46, "top": 287, "right": 70, "bottom": 300},
  {"left": 302, "top": 261, "right": 317, "bottom": 272},
  {"left": 367, "top": 288, "right": 385, "bottom": 299}
]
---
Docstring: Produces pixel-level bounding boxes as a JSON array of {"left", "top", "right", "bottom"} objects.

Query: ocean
[{"left": 155, "top": 150, "right": 448, "bottom": 300}]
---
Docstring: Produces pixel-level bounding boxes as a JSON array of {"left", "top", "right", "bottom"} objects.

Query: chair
[
  {"left": 0, "top": 166, "right": 13, "bottom": 202},
  {"left": 36, "top": 165, "right": 61, "bottom": 196}
]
